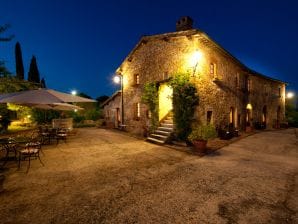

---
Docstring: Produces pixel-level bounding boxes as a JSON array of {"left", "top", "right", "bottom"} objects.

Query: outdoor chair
[
  {"left": 56, "top": 128, "right": 68, "bottom": 145},
  {"left": 18, "top": 138, "right": 44, "bottom": 173},
  {"left": 38, "top": 126, "right": 50, "bottom": 145}
]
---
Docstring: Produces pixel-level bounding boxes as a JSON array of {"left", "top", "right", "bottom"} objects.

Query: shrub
[
  {"left": 188, "top": 124, "right": 217, "bottom": 141},
  {"left": 141, "top": 82, "right": 159, "bottom": 132},
  {"left": 170, "top": 73, "right": 199, "bottom": 141}
]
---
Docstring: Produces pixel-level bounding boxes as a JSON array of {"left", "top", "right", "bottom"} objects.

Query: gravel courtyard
[{"left": 0, "top": 128, "right": 297, "bottom": 224}]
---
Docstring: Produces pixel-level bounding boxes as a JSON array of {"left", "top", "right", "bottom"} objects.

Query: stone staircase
[{"left": 147, "top": 112, "right": 174, "bottom": 144}]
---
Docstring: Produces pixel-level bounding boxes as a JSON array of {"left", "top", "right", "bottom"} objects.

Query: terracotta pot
[{"left": 193, "top": 140, "right": 207, "bottom": 153}]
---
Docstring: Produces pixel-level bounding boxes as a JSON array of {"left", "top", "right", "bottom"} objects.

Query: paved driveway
[{"left": 0, "top": 128, "right": 297, "bottom": 224}]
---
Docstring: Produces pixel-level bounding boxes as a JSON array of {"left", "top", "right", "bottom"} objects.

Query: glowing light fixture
[
  {"left": 189, "top": 50, "right": 203, "bottom": 67},
  {"left": 113, "top": 76, "right": 121, "bottom": 84},
  {"left": 286, "top": 92, "right": 294, "bottom": 99},
  {"left": 113, "top": 74, "right": 124, "bottom": 126},
  {"left": 71, "top": 90, "right": 77, "bottom": 95},
  {"left": 246, "top": 103, "right": 252, "bottom": 110}
]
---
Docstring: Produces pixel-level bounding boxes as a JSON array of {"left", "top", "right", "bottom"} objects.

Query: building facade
[{"left": 105, "top": 17, "right": 286, "bottom": 137}]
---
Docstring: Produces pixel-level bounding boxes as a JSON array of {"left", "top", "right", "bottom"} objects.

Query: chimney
[{"left": 176, "top": 16, "right": 193, "bottom": 31}]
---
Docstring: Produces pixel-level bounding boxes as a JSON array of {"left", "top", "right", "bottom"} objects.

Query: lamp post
[{"left": 114, "top": 74, "right": 124, "bottom": 126}]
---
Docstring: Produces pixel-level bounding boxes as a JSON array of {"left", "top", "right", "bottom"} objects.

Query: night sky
[{"left": 1, "top": 0, "right": 297, "bottom": 98}]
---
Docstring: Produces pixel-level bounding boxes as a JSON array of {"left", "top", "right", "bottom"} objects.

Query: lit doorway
[{"left": 158, "top": 84, "right": 173, "bottom": 121}]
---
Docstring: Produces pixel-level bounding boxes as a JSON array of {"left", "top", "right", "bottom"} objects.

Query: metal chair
[{"left": 18, "top": 133, "right": 44, "bottom": 173}]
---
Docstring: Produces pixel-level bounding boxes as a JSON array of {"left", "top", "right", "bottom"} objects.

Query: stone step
[
  {"left": 161, "top": 123, "right": 174, "bottom": 128},
  {"left": 150, "top": 134, "right": 168, "bottom": 140},
  {"left": 163, "top": 119, "right": 173, "bottom": 124},
  {"left": 155, "top": 130, "right": 171, "bottom": 136},
  {"left": 157, "top": 126, "right": 173, "bottom": 132},
  {"left": 147, "top": 137, "right": 165, "bottom": 144}
]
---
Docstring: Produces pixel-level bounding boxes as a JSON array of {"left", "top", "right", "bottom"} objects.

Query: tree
[
  {"left": 28, "top": 55, "right": 40, "bottom": 83},
  {"left": 40, "top": 78, "right": 46, "bottom": 88},
  {"left": 0, "top": 61, "right": 11, "bottom": 77},
  {"left": 0, "top": 24, "right": 14, "bottom": 42},
  {"left": 0, "top": 24, "right": 13, "bottom": 77},
  {"left": 96, "top": 95, "right": 109, "bottom": 107},
  {"left": 15, "top": 42, "right": 25, "bottom": 80},
  {"left": 78, "top": 92, "right": 92, "bottom": 99}
]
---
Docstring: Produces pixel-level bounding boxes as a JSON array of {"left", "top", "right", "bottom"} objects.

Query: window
[
  {"left": 247, "top": 79, "right": 251, "bottom": 92},
  {"left": 245, "top": 76, "right": 251, "bottom": 92},
  {"left": 135, "top": 103, "right": 141, "bottom": 120},
  {"left": 210, "top": 63, "right": 217, "bottom": 77},
  {"left": 134, "top": 74, "right": 140, "bottom": 85},
  {"left": 206, "top": 111, "right": 212, "bottom": 124},
  {"left": 278, "top": 87, "right": 281, "bottom": 97},
  {"left": 235, "top": 73, "right": 240, "bottom": 88},
  {"left": 264, "top": 84, "right": 268, "bottom": 96}
]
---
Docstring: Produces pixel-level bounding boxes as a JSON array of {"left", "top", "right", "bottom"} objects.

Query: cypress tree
[
  {"left": 40, "top": 78, "right": 46, "bottom": 88},
  {"left": 15, "top": 42, "right": 24, "bottom": 80},
  {"left": 28, "top": 55, "right": 40, "bottom": 83}
]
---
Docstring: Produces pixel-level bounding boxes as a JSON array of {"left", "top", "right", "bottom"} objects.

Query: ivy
[
  {"left": 141, "top": 82, "right": 159, "bottom": 132},
  {"left": 170, "top": 73, "right": 199, "bottom": 141}
]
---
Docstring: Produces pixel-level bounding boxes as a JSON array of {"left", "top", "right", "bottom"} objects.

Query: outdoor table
[{"left": 0, "top": 138, "right": 18, "bottom": 166}]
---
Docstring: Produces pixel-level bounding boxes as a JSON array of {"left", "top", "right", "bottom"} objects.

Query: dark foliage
[
  {"left": 96, "top": 95, "right": 109, "bottom": 108},
  {"left": 170, "top": 74, "right": 199, "bottom": 141},
  {"left": 0, "top": 105, "right": 11, "bottom": 133},
  {"left": 31, "top": 109, "right": 60, "bottom": 124},
  {"left": 78, "top": 92, "right": 92, "bottom": 99},
  {"left": 0, "top": 24, "right": 14, "bottom": 42},
  {"left": 28, "top": 55, "right": 40, "bottom": 83},
  {"left": 286, "top": 104, "right": 298, "bottom": 127},
  {"left": 15, "top": 42, "right": 24, "bottom": 80},
  {"left": 0, "top": 62, "right": 11, "bottom": 77},
  {"left": 40, "top": 78, "right": 46, "bottom": 88}
]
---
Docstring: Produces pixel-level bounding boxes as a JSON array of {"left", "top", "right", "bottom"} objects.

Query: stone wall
[
  {"left": 116, "top": 30, "right": 286, "bottom": 136},
  {"left": 103, "top": 93, "right": 121, "bottom": 128}
]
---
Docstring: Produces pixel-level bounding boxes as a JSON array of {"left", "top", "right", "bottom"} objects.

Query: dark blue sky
[{"left": 1, "top": 0, "right": 297, "bottom": 98}]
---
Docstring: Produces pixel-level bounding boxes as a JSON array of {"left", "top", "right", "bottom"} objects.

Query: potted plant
[{"left": 188, "top": 124, "right": 217, "bottom": 153}]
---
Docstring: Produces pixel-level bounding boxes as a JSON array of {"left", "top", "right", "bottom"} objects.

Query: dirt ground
[{"left": 0, "top": 128, "right": 297, "bottom": 224}]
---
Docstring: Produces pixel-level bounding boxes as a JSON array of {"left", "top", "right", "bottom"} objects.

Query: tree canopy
[
  {"left": 28, "top": 55, "right": 40, "bottom": 83},
  {"left": 15, "top": 42, "right": 25, "bottom": 80}
]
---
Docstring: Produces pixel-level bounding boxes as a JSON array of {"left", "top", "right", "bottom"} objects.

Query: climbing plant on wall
[
  {"left": 170, "top": 73, "right": 199, "bottom": 141},
  {"left": 141, "top": 82, "right": 159, "bottom": 132}
]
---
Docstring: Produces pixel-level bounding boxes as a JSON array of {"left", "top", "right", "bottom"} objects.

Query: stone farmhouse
[{"left": 103, "top": 17, "right": 286, "bottom": 142}]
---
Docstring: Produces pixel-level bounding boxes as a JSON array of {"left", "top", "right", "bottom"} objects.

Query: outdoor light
[
  {"left": 114, "top": 74, "right": 124, "bottom": 127},
  {"left": 27, "top": 115, "right": 31, "bottom": 118},
  {"left": 189, "top": 50, "right": 203, "bottom": 76},
  {"left": 71, "top": 90, "right": 77, "bottom": 95},
  {"left": 286, "top": 92, "right": 294, "bottom": 99},
  {"left": 74, "top": 109, "right": 78, "bottom": 112},
  {"left": 191, "top": 50, "right": 203, "bottom": 65},
  {"left": 113, "top": 76, "right": 121, "bottom": 84},
  {"left": 246, "top": 103, "right": 252, "bottom": 110}
]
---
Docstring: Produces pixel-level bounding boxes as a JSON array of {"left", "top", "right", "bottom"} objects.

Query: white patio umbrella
[
  {"left": 21, "top": 102, "right": 84, "bottom": 111},
  {"left": 0, "top": 88, "right": 96, "bottom": 104}
]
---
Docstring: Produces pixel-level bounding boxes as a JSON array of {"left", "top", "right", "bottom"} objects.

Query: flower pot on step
[{"left": 192, "top": 140, "right": 207, "bottom": 153}]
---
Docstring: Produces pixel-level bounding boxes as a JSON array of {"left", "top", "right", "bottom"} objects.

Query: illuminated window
[
  {"left": 146, "top": 110, "right": 151, "bottom": 118},
  {"left": 229, "top": 107, "right": 235, "bottom": 125},
  {"left": 134, "top": 74, "right": 140, "bottom": 85},
  {"left": 135, "top": 103, "right": 141, "bottom": 120},
  {"left": 206, "top": 111, "right": 212, "bottom": 124},
  {"left": 210, "top": 63, "right": 218, "bottom": 79}
]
